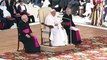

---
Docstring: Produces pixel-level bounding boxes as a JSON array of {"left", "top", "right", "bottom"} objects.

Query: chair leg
[
  {"left": 41, "top": 35, "right": 43, "bottom": 45},
  {"left": 40, "top": 28, "right": 42, "bottom": 45},
  {"left": 49, "top": 29, "right": 51, "bottom": 46},
  {"left": 17, "top": 39, "right": 20, "bottom": 51},
  {"left": 49, "top": 39, "right": 51, "bottom": 46}
]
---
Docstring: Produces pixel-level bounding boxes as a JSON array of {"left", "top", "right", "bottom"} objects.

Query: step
[{"left": 40, "top": 44, "right": 75, "bottom": 53}]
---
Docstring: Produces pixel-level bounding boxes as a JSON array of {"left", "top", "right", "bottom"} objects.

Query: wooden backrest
[{"left": 38, "top": 7, "right": 52, "bottom": 29}]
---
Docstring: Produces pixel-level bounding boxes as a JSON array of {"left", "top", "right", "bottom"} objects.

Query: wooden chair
[
  {"left": 17, "top": 23, "right": 25, "bottom": 51},
  {"left": 17, "top": 24, "right": 21, "bottom": 51},
  {"left": 38, "top": 7, "right": 53, "bottom": 46}
]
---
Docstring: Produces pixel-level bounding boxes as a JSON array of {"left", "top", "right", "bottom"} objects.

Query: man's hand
[
  {"left": 61, "top": 22, "right": 66, "bottom": 26},
  {"left": 61, "top": 27, "right": 64, "bottom": 30},
  {"left": 48, "top": 25, "right": 53, "bottom": 28},
  {"left": 30, "top": 33, "right": 34, "bottom": 36},
  {"left": 55, "top": 24, "right": 58, "bottom": 26},
  {"left": 26, "top": 34, "right": 30, "bottom": 38}
]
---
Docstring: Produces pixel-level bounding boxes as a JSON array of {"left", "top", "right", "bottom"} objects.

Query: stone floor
[
  {"left": 0, "top": 24, "right": 107, "bottom": 54},
  {"left": 41, "top": 44, "right": 75, "bottom": 53}
]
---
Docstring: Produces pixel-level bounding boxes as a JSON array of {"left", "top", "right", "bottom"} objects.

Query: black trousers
[{"left": 19, "top": 36, "right": 40, "bottom": 53}]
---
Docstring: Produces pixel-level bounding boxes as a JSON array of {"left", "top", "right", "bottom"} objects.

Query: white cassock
[{"left": 45, "top": 13, "right": 68, "bottom": 46}]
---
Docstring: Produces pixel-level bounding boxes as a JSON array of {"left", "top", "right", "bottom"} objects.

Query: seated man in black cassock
[{"left": 18, "top": 14, "right": 40, "bottom": 53}]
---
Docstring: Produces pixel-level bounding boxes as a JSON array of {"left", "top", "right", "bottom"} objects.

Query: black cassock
[
  {"left": 62, "top": 14, "right": 82, "bottom": 45},
  {"left": 18, "top": 20, "right": 40, "bottom": 53}
]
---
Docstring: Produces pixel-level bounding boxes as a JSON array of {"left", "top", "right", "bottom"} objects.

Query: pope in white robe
[{"left": 45, "top": 9, "right": 68, "bottom": 46}]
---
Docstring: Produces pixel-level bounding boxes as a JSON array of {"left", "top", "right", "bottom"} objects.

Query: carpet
[{"left": 0, "top": 36, "right": 107, "bottom": 60}]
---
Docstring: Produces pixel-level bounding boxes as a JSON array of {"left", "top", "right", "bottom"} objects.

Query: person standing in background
[
  {"left": 5, "top": 0, "right": 16, "bottom": 17},
  {"left": 17, "top": 0, "right": 35, "bottom": 23},
  {"left": 103, "top": 0, "right": 107, "bottom": 22},
  {"left": 91, "top": 0, "right": 104, "bottom": 26},
  {"left": 67, "top": 0, "right": 80, "bottom": 16},
  {"left": 34, "top": 0, "right": 41, "bottom": 7}
]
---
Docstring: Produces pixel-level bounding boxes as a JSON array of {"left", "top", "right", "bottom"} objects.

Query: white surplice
[
  {"left": 0, "top": 6, "right": 11, "bottom": 17},
  {"left": 45, "top": 13, "right": 68, "bottom": 46}
]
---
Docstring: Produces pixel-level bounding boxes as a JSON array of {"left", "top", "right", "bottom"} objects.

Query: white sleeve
[
  {"left": 0, "top": 6, "right": 11, "bottom": 17},
  {"left": 45, "top": 15, "right": 54, "bottom": 26}
]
